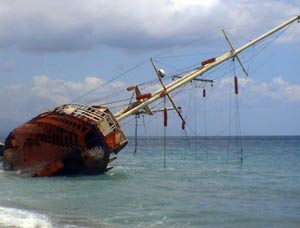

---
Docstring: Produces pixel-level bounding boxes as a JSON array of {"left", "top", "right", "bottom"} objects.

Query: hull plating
[{"left": 2, "top": 104, "right": 128, "bottom": 176}]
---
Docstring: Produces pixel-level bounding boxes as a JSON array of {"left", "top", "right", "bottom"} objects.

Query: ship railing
[{"left": 56, "top": 104, "right": 117, "bottom": 131}]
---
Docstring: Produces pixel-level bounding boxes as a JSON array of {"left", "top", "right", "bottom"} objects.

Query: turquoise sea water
[{"left": 0, "top": 136, "right": 299, "bottom": 228}]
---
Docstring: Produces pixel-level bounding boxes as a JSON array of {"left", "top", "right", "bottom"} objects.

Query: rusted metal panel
[
  {"left": 2, "top": 104, "right": 128, "bottom": 176},
  {"left": 34, "top": 160, "right": 64, "bottom": 177}
]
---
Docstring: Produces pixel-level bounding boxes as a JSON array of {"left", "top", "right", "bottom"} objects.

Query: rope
[
  {"left": 70, "top": 59, "right": 149, "bottom": 103},
  {"left": 235, "top": 93, "right": 243, "bottom": 164},
  {"left": 232, "top": 59, "right": 243, "bottom": 164},
  {"left": 163, "top": 97, "right": 167, "bottom": 169},
  {"left": 134, "top": 115, "right": 138, "bottom": 156}
]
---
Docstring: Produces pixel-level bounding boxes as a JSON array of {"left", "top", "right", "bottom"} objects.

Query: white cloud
[
  {"left": 272, "top": 76, "right": 300, "bottom": 102},
  {"left": 0, "top": 0, "right": 298, "bottom": 53},
  {"left": 0, "top": 75, "right": 128, "bottom": 122},
  {"left": 165, "top": 75, "right": 300, "bottom": 136},
  {"left": 32, "top": 75, "right": 127, "bottom": 105},
  {"left": 0, "top": 73, "right": 299, "bottom": 135},
  {"left": 216, "top": 76, "right": 300, "bottom": 103}
]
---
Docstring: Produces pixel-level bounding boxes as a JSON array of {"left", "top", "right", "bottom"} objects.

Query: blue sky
[{"left": 0, "top": 0, "right": 299, "bottom": 136}]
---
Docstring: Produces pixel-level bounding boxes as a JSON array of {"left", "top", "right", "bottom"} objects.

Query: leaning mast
[{"left": 115, "top": 15, "right": 300, "bottom": 122}]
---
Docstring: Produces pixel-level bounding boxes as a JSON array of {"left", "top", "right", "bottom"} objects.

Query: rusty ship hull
[{"left": 3, "top": 104, "right": 127, "bottom": 176}]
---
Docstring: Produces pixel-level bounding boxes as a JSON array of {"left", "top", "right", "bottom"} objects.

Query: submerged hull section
[{"left": 3, "top": 104, "right": 128, "bottom": 176}]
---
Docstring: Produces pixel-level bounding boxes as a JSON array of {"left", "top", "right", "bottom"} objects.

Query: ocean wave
[{"left": 0, "top": 206, "right": 52, "bottom": 228}]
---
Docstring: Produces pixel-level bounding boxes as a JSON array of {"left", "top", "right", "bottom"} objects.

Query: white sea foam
[{"left": 0, "top": 206, "right": 52, "bottom": 228}]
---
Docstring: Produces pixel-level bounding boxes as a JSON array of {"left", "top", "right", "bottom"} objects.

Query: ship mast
[{"left": 115, "top": 15, "right": 300, "bottom": 122}]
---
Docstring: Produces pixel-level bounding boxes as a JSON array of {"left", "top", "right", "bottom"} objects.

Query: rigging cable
[
  {"left": 181, "top": 127, "right": 190, "bottom": 160},
  {"left": 232, "top": 58, "right": 244, "bottom": 164},
  {"left": 234, "top": 75, "right": 243, "bottom": 164},
  {"left": 202, "top": 82, "right": 208, "bottom": 161},
  {"left": 226, "top": 59, "right": 234, "bottom": 163},
  {"left": 193, "top": 81, "right": 198, "bottom": 159},
  {"left": 142, "top": 115, "right": 150, "bottom": 148},
  {"left": 134, "top": 114, "right": 138, "bottom": 156},
  {"left": 70, "top": 59, "right": 149, "bottom": 103},
  {"left": 163, "top": 96, "right": 167, "bottom": 169}
]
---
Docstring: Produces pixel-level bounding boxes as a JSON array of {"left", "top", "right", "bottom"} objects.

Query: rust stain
[{"left": 2, "top": 104, "right": 128, "bottom": 176}]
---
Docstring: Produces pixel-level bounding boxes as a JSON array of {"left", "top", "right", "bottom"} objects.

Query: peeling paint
[{"left": 3, "top": 104, "right": 128, "bottom": 176}]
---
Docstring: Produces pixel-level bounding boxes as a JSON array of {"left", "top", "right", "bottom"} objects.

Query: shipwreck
[{"left": 1, "top": 15, "right": 299, "bottom": 176}]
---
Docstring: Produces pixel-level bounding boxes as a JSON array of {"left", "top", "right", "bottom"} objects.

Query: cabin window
[
  {"left": 98, "top": 119, "right": 113, "bottom": 136},
  {"left": 107, "top": 116, "right": 116, "bottom": 128}
]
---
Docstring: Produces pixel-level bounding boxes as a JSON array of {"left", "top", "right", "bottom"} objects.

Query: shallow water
[{"left": 0, "top": 136, "right": 299, "bottom": 228}]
